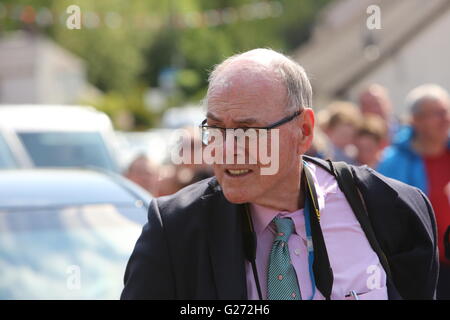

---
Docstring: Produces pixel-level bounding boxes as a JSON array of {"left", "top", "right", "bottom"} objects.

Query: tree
[{"left": 0, "top": 0, "right": 332, "bottom": 129}]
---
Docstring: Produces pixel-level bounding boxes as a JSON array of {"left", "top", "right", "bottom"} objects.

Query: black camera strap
[
  {"left": 242, "top": 204, "right": 263, "bottom": 300},
  {"left": 303, "top": 163, "right": 333, "bottom": 300}
]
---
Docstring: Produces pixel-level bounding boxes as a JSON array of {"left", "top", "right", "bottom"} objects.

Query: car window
[
  {"left": 17, "top": 132, "right": 117, "bottom": 172},
  {"left": 0, "top": 203, "right": 147, "bottom": 299},
  {"left": 0, "top": 133, "right": 17, "bottom": 169},
  {"left": 0, "top": 171, "right": 148, "bottom": 209}
]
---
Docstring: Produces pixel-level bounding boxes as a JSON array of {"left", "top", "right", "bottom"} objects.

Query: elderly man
[
  {"left": 377, "top": 84, "right": 450, "bottom": 299},
  {"left": 122, "top": 49, "right": 438, "bottom": 300}
]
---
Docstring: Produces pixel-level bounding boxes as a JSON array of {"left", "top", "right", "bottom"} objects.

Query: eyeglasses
[{"left": 199, "top": 109, "right": 303, "bottom": 145}]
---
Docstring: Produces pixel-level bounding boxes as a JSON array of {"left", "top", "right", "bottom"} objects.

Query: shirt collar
[{"left": 249, "top": 203, "right": 304, "bottom": 236}]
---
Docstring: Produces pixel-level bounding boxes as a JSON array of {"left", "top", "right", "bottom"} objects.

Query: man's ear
[{"left": 297, "top": 108, "right": 315, "bottom": 154}]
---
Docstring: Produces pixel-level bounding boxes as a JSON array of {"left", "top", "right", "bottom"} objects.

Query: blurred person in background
[
  {"left": 157, "top": 163, "right": 213, "bottom": 197},
  {"left": 377, "top": 84, "right": 450, "bottom": 299},
  {"left": 124, "top": 154, "right": 159, "bottom": 196},
  {"left": 178, "top": 126, "right": 214, "bottom": 174},
  {"left": 355, "top": 115, "right": 388, "bottom": 168},
  {"left": 359, "top": 84, "right": 400, "bottom": 142},
  {"left": 319, "top": 101, "right": 362, "bottom": 164},
  {"left": 156, "top": 164, "right": 185, "bottom": 197},
  {"left": 304, "top": 126, "right": 332, "bottom": 160},
  {"left": 157, "top": 126, "right": 213, "bottom": 197}
]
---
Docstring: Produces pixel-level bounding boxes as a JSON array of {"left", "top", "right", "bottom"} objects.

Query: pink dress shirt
[{"left": 245, "top": 162, "right": 388, "bottom": 300}]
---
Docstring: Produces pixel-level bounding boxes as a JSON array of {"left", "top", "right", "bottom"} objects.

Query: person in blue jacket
[
  {"left": 377, "top": 84, "right": 450, "bottom": 300},
  {"left": 377, "top": 125, "right": 448, "bottom": 194}
]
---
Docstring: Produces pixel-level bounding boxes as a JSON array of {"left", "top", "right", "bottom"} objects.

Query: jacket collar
[
  {"left": 203, "top": 177, "right": 248, "bottom": 299},
  {"left": 206, "top": 176, "right": 222, "bottom": 194}
]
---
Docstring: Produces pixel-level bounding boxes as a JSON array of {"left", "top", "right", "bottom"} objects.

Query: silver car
[
  {"left": 0, "top": 105, "right": 121, "bottom": 173},
  {"left": 0, "top": 169, "right": 151, "bottom": 299}
]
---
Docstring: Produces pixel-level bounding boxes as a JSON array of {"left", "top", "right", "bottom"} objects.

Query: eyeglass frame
[{"left": 199, "top": 109, "right": 303, "bottom": 145}]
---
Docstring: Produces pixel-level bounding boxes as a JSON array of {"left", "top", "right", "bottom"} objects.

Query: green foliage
[
  {"left": 0, "top": 0, "right": 332, "bottom": 129},
  {"left": 51, "top": 0, "right": 162, "bottom": 92},
  {"left": 88, "top": 87, "right": 157, "bottom": 131},
  {"left": 176, "top": 69, "right": 202, "bottom": 96}
]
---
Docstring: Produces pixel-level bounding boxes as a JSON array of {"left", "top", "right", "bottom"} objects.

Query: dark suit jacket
[{"left": 121, "top": 158, "right": 438, "bottom": 300}]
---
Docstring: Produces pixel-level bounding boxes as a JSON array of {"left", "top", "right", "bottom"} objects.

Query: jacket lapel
[{"left": 203, "top": 178, "right": 248, "bottom": 299}]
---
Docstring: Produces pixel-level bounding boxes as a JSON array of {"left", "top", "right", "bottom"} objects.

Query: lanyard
[
  {"left": 303, "top": 192, "right": 317, "bottom": 300},
  {"left": 302, "top": 160, "right": 318, "bottom": 300}
]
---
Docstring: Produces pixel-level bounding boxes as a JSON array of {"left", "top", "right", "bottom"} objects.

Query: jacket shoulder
[
  {"left": 154, "top": 176, "right": 221, "bottom": 221},
  {"left": 353, "top": 165, "right": 423, "bottom": 199}
]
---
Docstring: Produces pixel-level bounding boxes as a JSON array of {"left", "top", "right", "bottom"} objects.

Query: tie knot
[{"left": 273, "top": 217, "right": 294, "bottom": 242}]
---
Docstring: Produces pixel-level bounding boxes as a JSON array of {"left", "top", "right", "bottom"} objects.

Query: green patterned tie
[{"left": 267, "top": 217, "right": 301, "bottom": 300}]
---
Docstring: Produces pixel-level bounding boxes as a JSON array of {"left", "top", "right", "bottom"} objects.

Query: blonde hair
[{"left": 321, "top": 101, "right": 362, "bottom": 131}]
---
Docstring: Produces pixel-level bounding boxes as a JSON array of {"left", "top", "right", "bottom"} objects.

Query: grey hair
[
  {"left": 206, "top": 48, "right": 312, "bottom": 112},
  {"left": 406, "top": 84, "right": 450, "bottom": 115}
]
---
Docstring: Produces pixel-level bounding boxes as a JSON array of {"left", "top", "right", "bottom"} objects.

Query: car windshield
[
  {"left": 0, "top": 203, "right": 146, "bottom": 299},
  {"left": 0, "top": 133, "right": 18, "bottom": 169},
  {"left": 17, "top": 132, "right": 116, "bottom": 172}
]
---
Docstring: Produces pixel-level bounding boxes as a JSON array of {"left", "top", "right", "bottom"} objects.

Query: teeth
[{"left": 228, "top": 169, "right": 250, "bottom": 175}]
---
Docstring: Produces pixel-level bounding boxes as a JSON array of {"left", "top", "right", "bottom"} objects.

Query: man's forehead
[
  {"left": 208, "top": 66, "right": 284, "bottom": 102},
  {"left": 414, "top": 98, "right": 450, "bottom": 117},
  {"left": 421, "top": 98, "right": 450, "bottom": 108},
  {"left": 207, "top": 81, "right": 285, "bottom": 119},
  {"left": 206, "top": 110, "right": 259, "bottom": 125}
]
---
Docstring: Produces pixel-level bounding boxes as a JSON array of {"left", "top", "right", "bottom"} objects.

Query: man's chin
[{"left": 222, "top": 189, "right": 252, "bottom": 204}]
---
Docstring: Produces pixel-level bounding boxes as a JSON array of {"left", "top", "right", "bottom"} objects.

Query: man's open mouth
[{"left": 225, "top": 169, "right": 253, "bottom": 177}]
